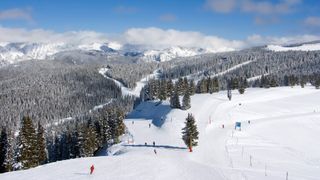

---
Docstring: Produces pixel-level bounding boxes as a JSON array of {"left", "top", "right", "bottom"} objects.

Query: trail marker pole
[
  {"left": 250, "top": 155, "right": 252, "bottom": 167},
  {"left": 286, "top": 172, "right": 288, "bottom": 180},
  {"left": 265, "top": 164, "right": 267, "bottom": 176}
]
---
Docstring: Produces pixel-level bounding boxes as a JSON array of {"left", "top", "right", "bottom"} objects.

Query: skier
[
  {"left": 145, "top": 142, "right": 147, "bottom": 146},
  {"left": 90, "top": 165, "right": 94, "bottom": 175},
  {"left": 222, "top": 124, "right": 224, "bottom": 129},
  {"left": 153, "top": 141, "right": 155, "bottom": 147},
  {"left": 149, "top": 123, "right": 151, "bottom": 128},
  {"left": 154, "top": 149, "right": 157, "bottom": 154}
]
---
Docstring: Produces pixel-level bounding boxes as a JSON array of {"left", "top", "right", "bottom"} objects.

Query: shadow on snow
[
  {"left": 123, "top": 144, "right": 187, "bottom": 150},
  {"left": 126, "top": 101, "right": 171, "bottom": 127}
]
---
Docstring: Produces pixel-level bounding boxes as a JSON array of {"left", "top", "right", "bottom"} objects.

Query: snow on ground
[
  {"left": 247, "top": 74, "right": 269, "bottom": 82},
  {"left": 99, "top": 67, "right": 160, "bottom": 97},
  {"left": 175, "top": 60, "right": 253, "bottom": 83},
  {"left": 212, "top": 60, "right": 252, "bottom": 78},
  {"left": 2, "top": 86, "right": 320, "bottom": 180},
  {"left": 267, "top": 43, "right": 320, "bottom": 52}
]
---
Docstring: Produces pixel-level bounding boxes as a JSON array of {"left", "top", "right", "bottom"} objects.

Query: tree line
[{"left": 0, "top": 105, "right": 127, "bottom": 173}]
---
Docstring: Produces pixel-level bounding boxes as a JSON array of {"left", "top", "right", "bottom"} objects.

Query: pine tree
[
  {"left": 79, "top": 121, "right": 98, "bottom": 157},
  {"left": 3, "top": 131, "right": 14, "bottom": 172},
  {"left": 101, "top": 111, "right": 111, "bottom": 144},
  {"left": 182, "top": 89, "right": 191, "bottom": 110},
  {"left": 212, "top": 78, "right": 219, "bottom": 92},
  {"left": 227, "top": 89, "right": 232, "bottom": 101},
  {"left": 158, "top": 79, "right": 167, "bottom": 101},
  {"left": 166, "top": 79, "right": 174, "bottom": 98},
  {"left": 114, "top": 110, "right": 126, "bottom": 143},
  {"left": 315, "top": 77, "right": 320, "bottom": 89},
  {"left": 189, "top": 79, "right": 196, "bottom": 95},
  {"left": 231, "top": 77, "right": 239, "bottom": 90},
  {"left": 0, "top": 127, "right": 8, "bottom": 173},
  {"left": 238, "top": 77, "right": 246, "bottom": 94},
  {"left": 170, "top": 86, "right": 181, "bottom": 109},
  {"left": 177, "top": 77, "right": 184, "bottom": 95},
  {"left": 36, "top": 122, "right": 47, "bottom": 165},
  {"left": 181, "top": 114, "right": 199, "bottom": 152},
  {"left": 270, "top": 77, "right": 278, "bottom": 87},
  {"left": 16, "top": 116, "right": 39, "bottom": 169},
  {"left": 238, "top": 86, "right": 245, "bottom": 94}
]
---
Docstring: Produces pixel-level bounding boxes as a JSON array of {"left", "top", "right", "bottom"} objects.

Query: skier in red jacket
[{"left": 90, "top": 165, "right": 95, "bottom": 175}]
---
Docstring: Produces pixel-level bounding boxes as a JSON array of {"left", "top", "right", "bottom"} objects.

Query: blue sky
[{"left": 0, "top": 0, "right": 320, "bottom": 49}]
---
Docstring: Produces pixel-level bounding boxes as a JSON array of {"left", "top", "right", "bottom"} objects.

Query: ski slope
[
  {"left": 1, "top": 86, "right": 320, "bottom": 180},
  {"left": 99, "top": 67, "right": 160, "bottom": 97},
  {"left": 267, "top": 43, "right": 320, "bottom": 52}
]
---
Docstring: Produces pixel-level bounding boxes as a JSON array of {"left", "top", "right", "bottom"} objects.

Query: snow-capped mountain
[
  {"left": 0, "top": 42, "right": 66, "bottom": 64},
  {"left": 266, "top": 41, "right": 320, "bottom": 52},
  {"left": 0, "top": 42, "right": 121, "bottom": 66},
  {"left": 141, "top": 46, "right": 210, "bottom": 62},
  {"left": 0, "top": 41, "right": 215, "bottom": 66}
]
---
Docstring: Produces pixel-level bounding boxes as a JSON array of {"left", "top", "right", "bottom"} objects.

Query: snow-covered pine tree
[
  {"left": 182, "top": 89, "right": 191, "bottom": 110},
  {"left": 212, "top": 78, "right": 219, "bottom": 93},
  {"left": 177, "top": 77, "right": 184, "bottom": 95},
  {"left": 300, "top": 76, "right": 307, "bottom": 88},
  {"left": 79, "top": 121, "right": 98, "bottom": 157},
  {"left": 238, "top": 77, "right": 246, "bottom": 94},
  {"left": 170, "top": 86, "right": 181, "bottom": 109},
  {"left": 4, "top": 130, "right": 14, "bottom": 172},
  {"left": 181, "top": 113, "right": 199, "bottom": 152},
  {"left": 183, "top": 77, "right": 189, "bottom": 93},
  {"left": 207, "top": 77, "right": 214, "bottom": 94},
  {"left": 16, "top": 116, "right": 39, "bottom": 169},
  {"left": 114, "top": 109, "right": 126, "bottom": 144},
  {"left": 231, "top": 77, "right": 239, "bottom": 90},
  {"left": 189, "top": 79, "right": 196, "bottom": 95},
  {"left": 72, "top": 122, "right": 81, "bottom": 158},
  {"left": 36, "top": 122, "right": 47, "bottom": 165},
  {"left": 158, "top": 79, "right": 167, "bottom": 101},
  {"left": 102, "top": 111, "right": 111, "bottom": 144},
  {"left": 270, "top": 77, "right": 278, "bottom": 87},
  {"left": 166, "top": 79, "right": 174, "bottom": 98}
]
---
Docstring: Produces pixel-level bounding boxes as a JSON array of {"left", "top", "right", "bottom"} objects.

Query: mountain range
[{"left": 1, "top": 41, "right": 320, "bottom": 67}]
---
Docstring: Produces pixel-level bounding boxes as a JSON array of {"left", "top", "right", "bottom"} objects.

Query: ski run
[{"left": 1, "top": 85, "right": 320, "bottom": 180}]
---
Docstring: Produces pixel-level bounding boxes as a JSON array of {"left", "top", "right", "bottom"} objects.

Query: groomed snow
[
  {"left": 1, "top": 86, "right": 320, "bottom": 180},
  {"left": 267, "top": 43, "right": 320, "bottom": 52},
  {"left": 99, "top": 67, "right": 160, "bottom": 97}
]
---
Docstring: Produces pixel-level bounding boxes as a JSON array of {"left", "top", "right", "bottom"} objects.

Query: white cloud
[
  {"left": 0, "top": 26, "right": 319, "bottom": 51},
  {"left": 121, "top": 27, "right": 245, "bottom": 51},
  {"left": 245, "top": 34, "right": 320, "bottom": 45},
  {"left": 304, "top": 16, "right": 320, "bottom": 27},
  {"left": 0, "top": 26, "right": 109, "bottom": 44},
  {"left": 0, "top": 8, "right": 33, "bottom": 22}
]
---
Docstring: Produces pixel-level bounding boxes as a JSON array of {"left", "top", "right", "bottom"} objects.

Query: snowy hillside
[
  {"left": 0, "top": 42, "right": 121, "bottom": 66},
  {"left": 142, "top": 46, "right": 210, "bottom": 62},
  {"left": 267, "top": 42, "right": 320, "bottom": 52},
  {"left": 1, "top": 86, "right": 320, "bottom": 180}
]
